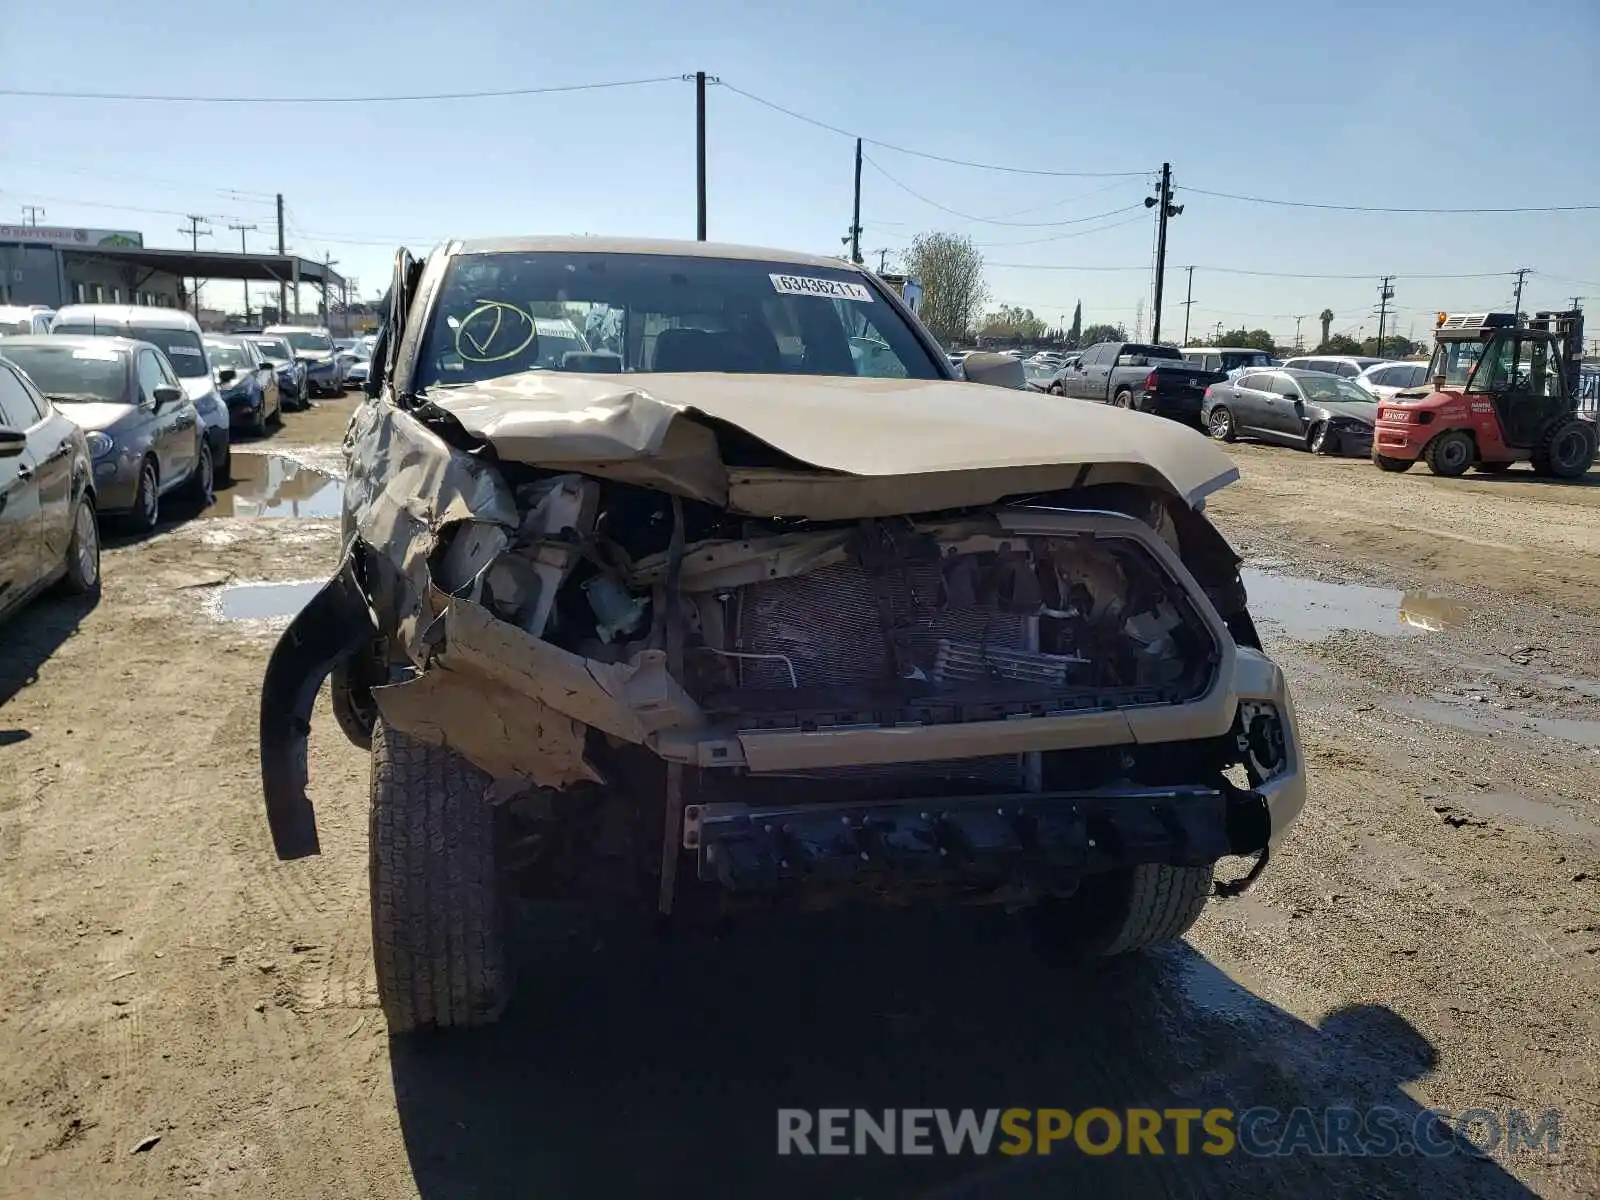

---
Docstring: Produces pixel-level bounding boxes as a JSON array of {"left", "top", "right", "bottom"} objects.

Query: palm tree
[{"left": 1319, "top": 309, "right": 1334, "bottom": 347}]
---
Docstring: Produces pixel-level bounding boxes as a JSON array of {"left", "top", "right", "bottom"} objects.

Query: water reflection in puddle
[
  {"left": 1242, "top": 566, "right": 1465, "bottom": 642},
  {"left": 208, "top": 454, "right": 343, "bottom": 518},
  {"left": 213, "top": 580, "right": 323, "bottom": 620},
  {"left": 1389, "top": 696, "right": 1600, "bottom": 750}
]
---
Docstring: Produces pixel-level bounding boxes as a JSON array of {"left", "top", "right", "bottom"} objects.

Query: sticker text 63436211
[{"left": 770, "top": 273, "right": 874, "bottom": 303}]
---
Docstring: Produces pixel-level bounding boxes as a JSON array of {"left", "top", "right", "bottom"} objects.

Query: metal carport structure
[{"left": 56, "top": 245, "right": 347, "bottom": 322}]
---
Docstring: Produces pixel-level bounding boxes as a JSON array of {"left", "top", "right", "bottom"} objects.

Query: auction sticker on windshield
[{"left": 770, "top": 274, "right": 874, "bottom": 302}]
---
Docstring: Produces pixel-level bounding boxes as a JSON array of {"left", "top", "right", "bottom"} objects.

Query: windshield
[
  {"left": 137, "top": 330, "right": 208, "bottom": 377},
  {"left": 1, "top": 343, "right": 126, "bottom": 402},
  {"left": 282, "top": 330, "right": 333, "bottom": 353},
  {"left": 205, "top": 343, "right": 251, "bottom": 369},
  {"left": 414, "top": 251, "right": 942, "bottom": 389},
  {"left": 1428, "top": 341, "right": 1485, "bottom": 388},
  {"left": 1299, "top": 376, "right": 1376, "bottom": 405},
  {"left": 249, "top": 337, "right": 292, "bottom": 362}
]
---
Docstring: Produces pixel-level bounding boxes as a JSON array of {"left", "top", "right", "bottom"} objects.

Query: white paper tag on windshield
[
  {"left": 72, "top": 347, "right": 120, "bottom": 361},
  {"left": 769, "top": 273, "right": 873, "bottom": 302},
  {"left": 166, "top": 345, "right": 203, "bottom": 357}
]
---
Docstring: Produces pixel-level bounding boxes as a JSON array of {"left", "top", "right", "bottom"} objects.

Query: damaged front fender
[{"left": 260, "top": 555, "right": 377, "bottom": 860}]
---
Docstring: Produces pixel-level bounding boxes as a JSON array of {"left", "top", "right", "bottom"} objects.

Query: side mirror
[
  {"left": 217, "top": 367, "right": 237, "bottom": 384},
  {"left": 961, "top": 352, "right": 1026, "bottom": 390},
  {"left": 152, "top": 385, "right": 184, "bottom": 408},
  {"left": 1282, "top": 393, "right": 1301, "bottom": 403},
  {"left": 0, "top": 426, "right": 25, "bottom": 458}
]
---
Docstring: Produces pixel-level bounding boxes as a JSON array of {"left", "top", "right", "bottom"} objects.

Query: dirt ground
[{"left": 2, "top": 403, "right": 1597, "bottom": 1198}]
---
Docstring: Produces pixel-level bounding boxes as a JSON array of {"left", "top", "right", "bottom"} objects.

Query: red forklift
[{"left": 1371, "top": 309, "right": 1595, "bottom": 478}]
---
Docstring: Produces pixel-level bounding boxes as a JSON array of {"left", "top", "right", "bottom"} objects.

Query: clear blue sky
[{"left": 3, "top": 0, "right": 1596, "bottom": 347}]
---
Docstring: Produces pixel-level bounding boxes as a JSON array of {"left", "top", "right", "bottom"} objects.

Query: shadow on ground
[
  {"left": 390, "top": 908, "right": 1537, "bottom": 1199},
  {"left": 0, "top": 592, "right": 97, "bottom": 729}
]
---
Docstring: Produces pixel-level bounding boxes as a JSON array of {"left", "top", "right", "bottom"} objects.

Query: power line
[
  {"left": 968, "top": 212, "right": 1151, "bottom": 249},
  {"left": 0, "top": 74, "right": 686, "bottom": 105},
  {"left": 0, "top": 158, "right": 277, "bottom": 201},
  {"left": 720, "top": 82, "right": 1150, "bottom": 178},
  {"left": 988, "top": 261, "right": 1522, "bottom": 280},
  {"left": 1176, "top": 185, "right": 1600, "bottom": 215},
  {"left": 863, "top": 155, "right": 1145, "bottom": 228}
]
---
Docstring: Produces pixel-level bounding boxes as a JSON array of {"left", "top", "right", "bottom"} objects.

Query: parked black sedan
[
  {"left": 1202, "top": 367, "right": 1377, "bottom": 456},
  {"left": 204, "top": 336, "right": 281, "bottom": 436},
  {"left": 0, "top": 355, "right": 99, "bottom": 624},
  {"left": 0, "top": 336, "right": 211, "bottom": 532}
]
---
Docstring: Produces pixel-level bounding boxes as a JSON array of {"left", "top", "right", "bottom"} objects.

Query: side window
[
  {"left": 1272, "top": 373, "right": 1300, "bottom": 396},
  {"left": 153, "top": 353, "right": 181, "bottom": 388},
  {"left": 1333, "top": 362, "right": 1358, "bottom": 378},
  {"left": 0, "top": 363, "right": 46, "bottom": 426},
  {"left": 1203, "top": 354, "right": 1221, "bottom": 372},
  {"left": 1237, "top": 372, "right": 1267, "bottom": 391},
  {"left": 1084, "top": 344, "right": 1110, "bottom": 367},
  {"left": 1281, "top": 359, "right": 1304, "bottom": 372},
  {"left": 136, "top": 351, "right": 167, "bottom": 402}
]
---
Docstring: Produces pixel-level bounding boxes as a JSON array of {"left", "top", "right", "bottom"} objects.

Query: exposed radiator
[{"left": 732, "top": 560, "right": 1035, "bottom": 785}]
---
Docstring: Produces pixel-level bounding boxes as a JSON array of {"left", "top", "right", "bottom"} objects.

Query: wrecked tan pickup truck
[{"left": 260, "top": 236, "right": 1305, "bottom": 1034}]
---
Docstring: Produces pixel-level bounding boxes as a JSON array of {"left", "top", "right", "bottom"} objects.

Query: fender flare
[{"left": 259, "top": 551, "right": 376, "bottom": 860}]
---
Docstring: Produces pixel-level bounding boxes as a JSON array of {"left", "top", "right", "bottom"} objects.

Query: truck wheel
[
  {"left": 1530, "top": 419, "right": 1595, "bottom": 480},
  {"left": 1374, "top": 454, "right": 1414, "bottom": 473},
  {"left": 1026, "top": 863, "right": 1214, "bottom": 963},
  {"left": 370, "top": 719, "right": 510, "bottom": 1034},
  {"left": 1423, "top": 430, "right": 1474, "bottom": 477},
  {"left": 1113, "top": 388, "right": 1136, "bottom": 410},
  {"left": 1206, "top": 406, "right": 1237, "bottom": 442}
]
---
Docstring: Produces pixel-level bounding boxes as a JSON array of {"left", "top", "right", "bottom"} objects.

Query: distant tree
[
  {"left": 1361, "top": 334, "right": 1416, "bottom": 358},
  {"left": 978, "top": 304, "right": 1047, "bottom": 341},
  {"left": 1218, "top": 328, "right": 1279, "bottom": 354},
  {"left": 1319, "top": 308, "right": 1335, "bottom": 346},
  {"left": 1079, "top": 322, "right": 1127, "bottom": 346},
  {"left": 903, "top": 232, "right": 989, "bottom": 345},
  {"left": 1316, "top": 333, "right": 1363, "bottom": 354},
  {"left": 1067, "top": 301, "right": 1082, "bottom": 348}
]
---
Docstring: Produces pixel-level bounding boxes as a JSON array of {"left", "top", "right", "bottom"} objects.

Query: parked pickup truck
[{"left": 1055, "top": 341, "right": 1226, "bottom": 424}]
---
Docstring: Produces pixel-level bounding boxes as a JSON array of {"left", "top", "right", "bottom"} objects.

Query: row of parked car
[
  {"left": 1012, "top": 341, "right": 1432, "bottom": 459},
  {"left": 0, "top": 304, "right": 374, "bottom": 626}
]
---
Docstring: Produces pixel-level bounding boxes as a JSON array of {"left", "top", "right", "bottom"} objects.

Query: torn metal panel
[
  {"left": 373, "top": 669, "right": 601, "bottom": 789},
  {"left": 426, "top": 371, "right": 1239, "bottom": 513},
  {"left": 630, "top": 528, "right": 857, "bottom": 590},
  {"left": 344, "top": 399, "right": 520, "bottom": 655},
  {"left": 432, "top": 599, "right": 703, "bottom": 744}
]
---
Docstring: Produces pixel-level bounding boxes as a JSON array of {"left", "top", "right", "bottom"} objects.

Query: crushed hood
[{"left": 426, "top": 372, "right": 1239, "bottom": 516}]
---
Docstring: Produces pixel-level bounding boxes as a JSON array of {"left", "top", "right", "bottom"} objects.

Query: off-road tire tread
[
  {"left": 1100, "top": 863, "right": 1215, "bottom": 955},
  {"left": 370, "top": 719, "right": 508, "bottom": 1034},
  {"left": 1424, "top": 431, "right": 1473, "bottom": 477},
  {"left": 1530, "top": 419, "right": 1594, "bottom": 480}
]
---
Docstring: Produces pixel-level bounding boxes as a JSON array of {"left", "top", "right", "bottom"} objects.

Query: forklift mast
[{"left": 1529, "top": 309, "right": 1585, "bottom": 396}]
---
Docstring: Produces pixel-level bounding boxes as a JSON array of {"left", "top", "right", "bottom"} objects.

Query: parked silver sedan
[{"left": 0, "top": 336, "right": 212, "bottom": 531}]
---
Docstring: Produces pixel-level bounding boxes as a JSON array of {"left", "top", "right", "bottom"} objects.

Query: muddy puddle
[
  {"left": 208, "top": 453, "right": 343, "bottom": 519},
  {"left": 1443, "top": 790, "right": 1600, "bottom": 840},
  {"left": 211, "top": 580, "right": 323, "bottom": 621},
  {"left": 1242, "top": 566, "right": 1464, "bottom": 641},
  {"left": 1388, "top": 696, "right": 1600, "bottom": 751}
]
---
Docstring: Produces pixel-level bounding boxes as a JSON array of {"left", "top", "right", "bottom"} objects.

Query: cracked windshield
[{"left": 1, "top": 3, "right": 1596, "bottom": 1199}]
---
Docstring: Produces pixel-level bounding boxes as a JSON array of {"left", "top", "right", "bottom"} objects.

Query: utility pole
[
  {"left": 323, "top": 253, "right": 338, "bottom": 326},
  {"left": 1512, "top": 266, "right": 1531, "bottom": 325},
  {"left": 1376, "top": 275, "right": 1395, "bottom": 357},
  {"left": 1146, "top": 163, "right": 1183, "bottom": 344},
  {"left": 1180, "top": 265, "right": 1195, "bottom": 345},
  {"left": 849, "top": 137, "right": 863, "bottom": 264},
  {"left": 228, "top": 222, "right": 258, "bottom": 320},
  {"left": 876, "top": 248, "right": 889, "bottom": 273},
  {"left": 695, "top": 71, "right": 707, "bottom": 240},
  {"left": 21, "top": 205, "right": 45, "bottom": 227},
  {"left": 276, "top": 193, "right": 287, "bottom": 321},
  {"left": 1293, "top": 315, "right": 1306, "bottom": 351},
  {"left": 178, "top": 215, "right": 212, "bottom": 317}
]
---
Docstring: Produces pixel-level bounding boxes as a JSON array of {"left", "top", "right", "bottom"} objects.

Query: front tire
[
  {"left": 370, "top": 719, "right": 510, "bottom": 1034},
  {"left": 125, "top": 458, "right": 159, "bottom": 533},
  {"left": 1028, "top": 863, "right": 1214, "bottom": 963},
  {"left": 1423, "top": 430, "right": 1474, "bottom": 477},
  {"left": 1308, "top": 422, "right": 1337, "bottom": 455},
  {"left": 1374, "top": 454, "right": 1414, "bottom": 473},
  {"left": 59, "top": 494, "right": 100, "bottom": 597}
]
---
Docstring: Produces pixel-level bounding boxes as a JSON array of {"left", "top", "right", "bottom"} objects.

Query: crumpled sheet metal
[
  {"left": 372, "top": 597, "right": 705, "bottom": 785},
  {"left": 344, "top": 400, "right": 520, "bottom": 659},
  {"left": 427, "top": 370, "right": 1239, "bottom": 514}
]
